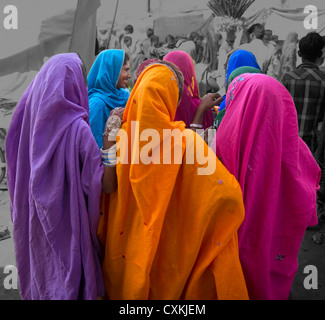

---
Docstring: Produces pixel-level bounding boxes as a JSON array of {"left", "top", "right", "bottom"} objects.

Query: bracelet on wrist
[
  {"left": 101, "top": 145, "right": 117, "bottom": 167},
  {"left": 189, "top": 123, "right": 203, "bottom": 129}
]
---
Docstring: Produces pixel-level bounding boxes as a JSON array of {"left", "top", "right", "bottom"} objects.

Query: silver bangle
[
  {"left": 189, "top": 123, "right": 203, "bottom": 129},
  {"left": 101, "top": 145, "right": 117, "bottom": 167}
]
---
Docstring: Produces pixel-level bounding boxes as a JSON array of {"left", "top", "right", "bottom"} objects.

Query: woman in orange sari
[{"left": 98, "top": 61, "right": 248, "bottom": 300}]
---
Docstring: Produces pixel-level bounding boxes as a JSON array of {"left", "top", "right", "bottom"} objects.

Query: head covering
[
  {"left": 219, "top": 49, "right": 261, "bottom": 112},
  {"left": 215, "top": 65, "right": 263, "bottom": 126},
  {"left": 88, "top": 49, "right": 130, "bottom": 148},
  {"left": 87, "top": 49, "right": 130, "bottom": 108},
  {"left": 133, "top": 58, "right": 159, "bottom": 84},
  {"left": 6, "top": 53, "right": 105, "bottom": 299},
  {"left": 163, "top": 50, "right": 214, "bottom": 129},
  {"left": 226, "top": 66, "right": 263, "bottom": 91},
  {"left": 212, "top": 73, "right": 320, "bottom": 300},
  {"left": 97, "top": 63, "right": 248, "bottom": 300}
]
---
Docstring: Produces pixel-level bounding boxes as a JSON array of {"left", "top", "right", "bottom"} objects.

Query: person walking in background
[
  {"left": 267, "top": 40, "right": 283, "bottom": 80},
  {"left": 5, "top": 53, "right": 122, "bottom": 299},
  {"left": 283, "top": 32, "right": 325, "bottom": 223},
  {"left": 211, "top": 73, "right": 320, "bottom": 299},
  {"left": 141, "top": 28, "right": 155, "bottom": 59},
  {"left": 88, "top": 49, "right": 131, "bottom": 148},
  {"left": 282, "top": 32, "right": 325, "bottom": 154},
  {"left": 239, "top": 23, "right": 273, "bottom": 73},
  {"left": 278, "top": 32, "right": 299, "bottom": 81}
]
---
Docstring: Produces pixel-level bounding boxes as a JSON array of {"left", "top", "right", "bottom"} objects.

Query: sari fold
[
  {"left": 212, "top": 73, "right": 320, "bottom": 299},
  {"left": 98, "top": 63, "right": 248, "bottom": 300},
  {"left": 6, "top": 53, "right": 105, "bottom": 300}
]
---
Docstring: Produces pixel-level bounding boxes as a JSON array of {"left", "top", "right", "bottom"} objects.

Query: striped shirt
[{"left": 282, "top": 63, "right": 325, "bottom": 153}]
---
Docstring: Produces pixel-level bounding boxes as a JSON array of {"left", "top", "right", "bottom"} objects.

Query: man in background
[
  {"left": 282, "top": 32, "right": 325, "bottom": 154},
  {"left": 282, "top": 32, "right": 325, "bottom": 223},
  {"left": 239, "top": 23, "right": 273, "bottom": 73}
]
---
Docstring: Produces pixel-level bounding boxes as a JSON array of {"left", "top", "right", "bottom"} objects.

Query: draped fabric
[
  {"left": 226, "top": 66, "right": 263, "bottom": 92},
  {"left": 216, "top": 49, "right": 261, "bottom": 126},
  {"left": 88, "top": 49, "right": 130, "bottom": 148},
  {"left": 163, "top": 50, "right": 214, "bottom": 129},
  {"left": 212, "top": 73, "right": 320, "bottom": 300},
  {"left": 98, "top": 63, "right": 248, "bottom": 300},
  {"left": 0, "top": 0, "right": 100, "bottom": 102},
  {"left": 219, "top": 49, "right": 261, "bottom": 112},
  {"left": 6, "top": 53, "right": 105, "bottom": 299}
]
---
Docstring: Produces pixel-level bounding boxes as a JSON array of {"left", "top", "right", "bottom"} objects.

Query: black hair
[
  {"left": 146, "top": 28, "right": 154, "bottom": 37},
  {"left": 123, "top": 36, "right": 132, "bottom": 46},
  {"left": 123, "top": 52, "right": 130, "bottom": 65},
  {"left": 150, "top": 35, "right": 159, "bottom": 45},
  {"left": 299, "top": 32, "right": 325, "bottom": 62},
  {"left": 124, "top": 24, "right": 134, "bottom": 34},
  {"left": 247, "top": 23, "right": 265, "bottom": 40}
]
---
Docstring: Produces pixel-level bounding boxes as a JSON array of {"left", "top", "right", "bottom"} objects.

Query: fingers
[
  {"left": 211, "top": 93, "right": 222, "bottom": 99},
  {"left": 215, "top": 96, "right": 224, "bottom": 105},
  {"left": 110, "top": 107, "right": 124, "bottom": 115},
  {"left": 110, "top": 107, "right": 125, "bottom": 119}
]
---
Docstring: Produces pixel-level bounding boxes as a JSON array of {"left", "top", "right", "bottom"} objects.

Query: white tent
[{"left": 0, "top": 0, "right": 100, "bottom": 106}]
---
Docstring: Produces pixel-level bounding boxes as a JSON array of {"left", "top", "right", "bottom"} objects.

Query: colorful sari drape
[
  {"left": 164, "top": 50, "right": 214, "bottom": 129},
  {"left": 98, "top": 63, "right": 248, "bottom": 300},
  {"left": 212, "top": 73, "right": 320, "bottom": 299}
]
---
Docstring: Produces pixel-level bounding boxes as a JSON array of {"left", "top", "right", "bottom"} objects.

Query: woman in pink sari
[
  {"left": 163, "top": 50, "right": 215, "bottom": 129},
  {"left": 211, "top": 73, "right": 320, "bottom": 300}
]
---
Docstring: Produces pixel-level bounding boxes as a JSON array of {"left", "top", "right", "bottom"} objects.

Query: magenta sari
[
  {"left": 163, "top": 50, "right": 214, "bottom": 129},
  {"left": 211, "top": 73, "right": 320, "bottom": 300}
]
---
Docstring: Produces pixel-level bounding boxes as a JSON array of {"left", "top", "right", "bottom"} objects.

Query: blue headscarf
[
  {"left": 219, "top": 49, "right": 261, "bottom": 112},
  {"left": 88, "top": 49, "right": 130, "bottom": 148}
]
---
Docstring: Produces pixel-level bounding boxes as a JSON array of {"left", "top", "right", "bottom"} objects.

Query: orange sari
[{"left": 98, "top": 64, "right": 248, "bottom": 300}]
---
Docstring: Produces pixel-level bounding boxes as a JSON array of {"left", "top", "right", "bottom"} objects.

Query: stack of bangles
[
  {"left": 101, "top": 144, "right": 117, "bottom": 167},
  {"left": 101, "top": 114, "right": 121, "bottom": 167}
]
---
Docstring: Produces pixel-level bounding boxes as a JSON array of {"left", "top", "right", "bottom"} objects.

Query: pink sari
[
  {"left": 163, "top": 50, "right": 214, "bottom": 129},
  {"left": 211, "top": 73, "right": 320, "bottom": 300}
]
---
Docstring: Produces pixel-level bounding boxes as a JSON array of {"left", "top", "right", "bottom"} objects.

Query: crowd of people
[{"left": 5, "top": 19, "right": 325, "bottom": 300}]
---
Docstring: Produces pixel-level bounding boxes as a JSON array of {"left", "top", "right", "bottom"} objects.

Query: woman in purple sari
[{"left": 6, "top": 53, "right": 120, "bottom": 300}]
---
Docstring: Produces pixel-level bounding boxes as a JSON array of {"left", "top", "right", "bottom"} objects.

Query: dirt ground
[{"left": 0, "top": 185, "right": 324, "bottom": 300}]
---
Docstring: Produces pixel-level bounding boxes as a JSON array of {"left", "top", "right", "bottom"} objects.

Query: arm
[
  {"left": 190, "top": 93, "right": 223, "bottom": 128},
  {"left": 101, "top": 108, "right": 124, "bottom": 194}
]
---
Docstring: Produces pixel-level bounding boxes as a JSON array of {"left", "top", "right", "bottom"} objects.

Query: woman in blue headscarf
[
  {"left": 215, "top": 49, "right": 262, "bottom": 127},
  {"left": 88, "top": 49, "right": 131, "bottom": 148}
]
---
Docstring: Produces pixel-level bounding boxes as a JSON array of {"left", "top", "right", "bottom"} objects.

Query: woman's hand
[
  {"left": 109, "top": 107, "right": 124, "bottom": 120},
  {"left": 103, "top": 108, "right": 125, "bottom": 148},
  {"left": 199, "top": 93, "right": 223, "bottom": 111},
  {"left": 101, "top": 107, "right": 125, "bottom": 194}
]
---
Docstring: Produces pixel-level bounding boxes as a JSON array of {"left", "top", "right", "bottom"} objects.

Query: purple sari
[{"left": 6, "top": 53, "right": 105, "bottom": 300}]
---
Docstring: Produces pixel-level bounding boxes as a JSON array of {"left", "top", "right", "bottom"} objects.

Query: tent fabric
[
  {"left": 0, "top": 0, "right": 100, "bottom": 102},
  {"left": 244, "top": 7, "right": 325, "bottom": 40},
  {"left": 153, "top": 14, "right": 204, "bottom": 44}
]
